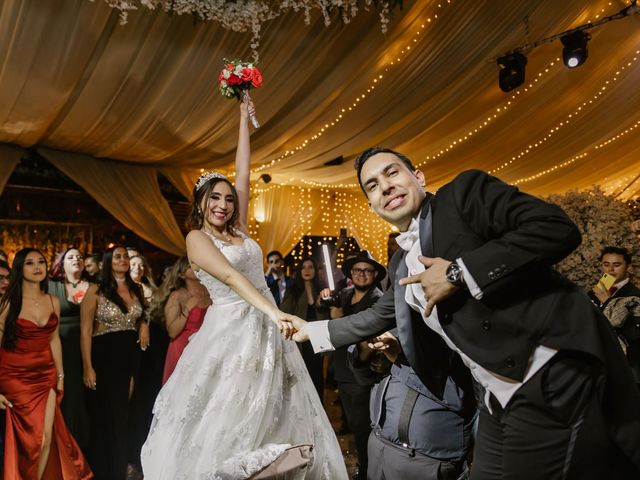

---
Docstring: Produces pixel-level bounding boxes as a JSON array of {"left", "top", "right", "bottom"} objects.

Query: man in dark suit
[
  {"left": 264, "top": 250, "right": 292, "bottom": 306},
  {"left": 590, "top": 246, "right": 640, "bottom": 384},
  {"left": 590, "top": 246, "right": 640, "bottom": 307},
  {"left": 286, "top": 148, "right": 640, "bottom": 479}
]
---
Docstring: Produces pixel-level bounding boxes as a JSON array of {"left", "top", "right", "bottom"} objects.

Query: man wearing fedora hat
[{"left": 321, "top": 251, "right": 386, "bottom": 480}]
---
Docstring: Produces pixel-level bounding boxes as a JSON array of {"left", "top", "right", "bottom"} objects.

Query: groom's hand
[
  {"left": 399, "top": 256, "right": 458, "bottom": 316},
  {"left": 285, "top": 315, "right": 310, "bottom": 343}
]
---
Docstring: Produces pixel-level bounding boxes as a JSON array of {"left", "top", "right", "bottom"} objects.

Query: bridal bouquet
[{"left": 218, "top": 59, "right": 263, "bottom": 128}]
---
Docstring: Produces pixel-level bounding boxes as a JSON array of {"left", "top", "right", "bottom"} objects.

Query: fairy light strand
[{"left": 245, "top": 0, "right": 455, "bottom": 179}]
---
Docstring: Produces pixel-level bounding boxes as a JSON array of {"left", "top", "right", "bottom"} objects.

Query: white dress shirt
[{"left": 307, "top": 215, "right": 557, "bottom": 412}]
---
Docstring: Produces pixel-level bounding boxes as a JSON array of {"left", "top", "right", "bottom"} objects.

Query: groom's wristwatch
[{"left": 445, "top": 261, "right": 465, "bottom": 288}]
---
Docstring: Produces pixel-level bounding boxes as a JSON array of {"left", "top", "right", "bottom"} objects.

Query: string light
[
  {"left": 247, "top": 0, "right": 455, "bottom": 178},
  {"left": 248, "top": 183, "right": 394, "bottom": 262},
  {"left": 509, "top": 104, "right": 640, "bottom": 188},
  {"left": 511, "top": 153, "right": 588, "bottom": 185},
  {"left": 417, "top": 58, "right": 562, "bottom": 168},
  {"left": 490, "top": 48, "right": 640, "bottom": 175},
  {"left": 594, "top": 118, "right": 640, "bottom": 150}
]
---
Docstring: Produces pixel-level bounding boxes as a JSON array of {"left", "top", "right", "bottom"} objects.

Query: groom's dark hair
[{"left": 354, "top": 147, "right": 416, "bottom": 193}]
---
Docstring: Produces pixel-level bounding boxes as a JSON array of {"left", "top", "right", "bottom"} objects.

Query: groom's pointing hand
[{"left": 399, "top": 256, "right": 458, "bottom": 315}]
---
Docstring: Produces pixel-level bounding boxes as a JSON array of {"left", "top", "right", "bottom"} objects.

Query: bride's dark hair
[{"left": 185, "top": 177, "right": 239, "bottom": 233}]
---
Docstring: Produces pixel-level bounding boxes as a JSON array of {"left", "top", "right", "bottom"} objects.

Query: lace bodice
[{"left": 195, "top": 232, "right": 270, "bottom": 302}]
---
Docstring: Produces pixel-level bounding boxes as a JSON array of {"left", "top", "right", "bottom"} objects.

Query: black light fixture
[
  {"left": 259, "top": 173, "right": 272, "bottom": 183},
  {"left": 497, "top": 52, "right": 528, "bottom": 92},
  {"left": 561, "top": 30, "right": 590, "bottom": 68},
  {"left": 495, "top": 1, "right": 638, "bottom": 92}
]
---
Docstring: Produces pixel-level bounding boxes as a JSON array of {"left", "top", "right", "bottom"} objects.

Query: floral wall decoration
[
  {"left": 97, "top": 0, "right": 405, "bottom": 59},
  {"left": 547, "top": 187, "right": 640, "bottom": 289}
]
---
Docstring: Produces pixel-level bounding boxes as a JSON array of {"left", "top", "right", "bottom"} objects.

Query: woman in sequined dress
[
  {"left": 141, "top": 99, "right": 347, "bottom": 479},
  {"left": 80, "top": 246, "right": 148, "bottom": 480}
]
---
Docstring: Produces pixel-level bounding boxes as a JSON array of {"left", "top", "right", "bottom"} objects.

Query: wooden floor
[{"left": 323, "top": 386, "right": 359, "bottom": 479}]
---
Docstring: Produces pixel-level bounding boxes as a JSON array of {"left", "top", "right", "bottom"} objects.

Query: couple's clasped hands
[{"left": 268, "top": 309, "right": 308, "bottom": 342}]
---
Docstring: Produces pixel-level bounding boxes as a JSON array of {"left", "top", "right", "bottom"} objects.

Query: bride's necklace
[{"left": 206, "top": 228, "right": 232, "bottom": 242}]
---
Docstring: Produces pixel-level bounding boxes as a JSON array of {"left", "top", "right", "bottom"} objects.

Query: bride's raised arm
[{"left": 234, "top": 98, "right": 252, "bottom": 234}]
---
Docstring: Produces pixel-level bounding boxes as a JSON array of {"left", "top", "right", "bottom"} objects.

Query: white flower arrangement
[{"left": 95, "top": 0, "right": 399, "bottom": 60}]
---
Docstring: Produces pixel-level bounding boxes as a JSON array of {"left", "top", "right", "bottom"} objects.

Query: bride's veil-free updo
[{"left": 185, "top": 173, "right": 240, "bottom": 234}]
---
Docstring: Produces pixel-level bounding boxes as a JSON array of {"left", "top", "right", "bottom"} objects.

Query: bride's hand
[
  {"left": 268, "top": 308, "right": 297, "bottom": 339},
  {"left": 240, "top": 94, "right": 255, "bottom": 120}
]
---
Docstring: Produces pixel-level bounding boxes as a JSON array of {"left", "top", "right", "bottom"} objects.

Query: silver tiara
[{"left": 195, "top": 171, "right": 228, "bottom": 191}]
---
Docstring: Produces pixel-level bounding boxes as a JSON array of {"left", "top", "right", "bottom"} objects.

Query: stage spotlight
[
  {"left": 561, "top": 30, "right": 590, "bottom": 68},
  {"left": 497, "top": 52, "right": 527, "bottom": 92}
]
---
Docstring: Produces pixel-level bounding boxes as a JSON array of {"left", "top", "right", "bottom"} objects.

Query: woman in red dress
[
  {"left": 0, "top": 248, "right": 92, "bottom": 479},
  {"left": 156, "top": 257, "right": 210, "bottom": 384}
]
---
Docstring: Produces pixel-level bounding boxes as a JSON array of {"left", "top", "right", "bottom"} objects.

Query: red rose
[
  {"left": 217, "top": 71, "right": 225, "bottom": 85},
  {"left": 226, "top": 63, "right": 234, "bottom": 70},
  {"left": 251, "top": 68, "right": 263, "bottom": 88},
  {"left": 241, "top": 68, "right": 253, "bottom": 82},
  {"left": 227, "top": 73, "right": 242, "bottom": 86}
]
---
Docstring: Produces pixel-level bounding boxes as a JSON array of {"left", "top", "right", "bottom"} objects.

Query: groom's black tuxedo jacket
[{"left": 328, "top": 170, "right": 640, "bottom": 467}]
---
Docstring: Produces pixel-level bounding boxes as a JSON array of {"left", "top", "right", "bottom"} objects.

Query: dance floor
[
  {"left": 125, "top": 385, "right": 358, "bottom": 479},
  {"left": 323, "top": 386, "right": 359, "bottom": 478}
]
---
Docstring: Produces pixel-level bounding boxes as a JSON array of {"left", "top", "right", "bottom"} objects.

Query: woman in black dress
[{"left": 80, "top": 246, "right": 148, "bottom": 480}]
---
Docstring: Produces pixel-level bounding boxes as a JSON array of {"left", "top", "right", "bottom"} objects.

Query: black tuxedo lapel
[{"left": 419, "top": 193, "right": 434, "bottom": 258}]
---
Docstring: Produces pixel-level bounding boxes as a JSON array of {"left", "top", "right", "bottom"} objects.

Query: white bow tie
[{"left": 395, "top": 218, "right": 420, "bottom": 252}]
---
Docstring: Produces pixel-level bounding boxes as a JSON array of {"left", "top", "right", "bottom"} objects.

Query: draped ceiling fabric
[
  {"left": 39, "top": 149, "right": 186, "bottom": 256},
  {"left": 0, "top": 144, "right": 22, "bottom": 194},
  {"left": 0, "top": 0, "right": 639, "bottom": 255}
]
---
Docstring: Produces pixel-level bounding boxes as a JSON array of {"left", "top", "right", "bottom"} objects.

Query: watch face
[{"left": 446, "top": 263, "right": 463, "bottom": 285}]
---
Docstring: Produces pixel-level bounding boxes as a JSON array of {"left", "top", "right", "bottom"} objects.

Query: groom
[{"left": 288, "top": 147, "right": 640, "bottom": 479}]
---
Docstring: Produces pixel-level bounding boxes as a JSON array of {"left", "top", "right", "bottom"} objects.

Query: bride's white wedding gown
[{"left": 141, "top": 232, "right": 348, "bottom": 479}]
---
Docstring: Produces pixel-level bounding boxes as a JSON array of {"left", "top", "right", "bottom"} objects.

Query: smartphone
[{"left": 598, "top": 272, "right": 616, "bottom": 291}]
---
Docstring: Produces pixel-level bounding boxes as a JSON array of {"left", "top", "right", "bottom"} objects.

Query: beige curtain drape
[
  {"left": 1, "top": 0, "right": 639, "bottom": 197},
  {"left": 0, "top": 144, "right": 22, "bottom": 193},
  {"left": 250, "top": 185, "right": 320, "bottom": 258},
  {"left": 40, "top": 148, "right": 185, "bottom": 256},
  {"left": 160, "top": 166, "right": 202, "bottom": 200}
]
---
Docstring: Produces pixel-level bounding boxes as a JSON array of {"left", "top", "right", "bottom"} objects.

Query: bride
[{"left": 141, "top": 99, "right": 347, "bottom": 479}]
